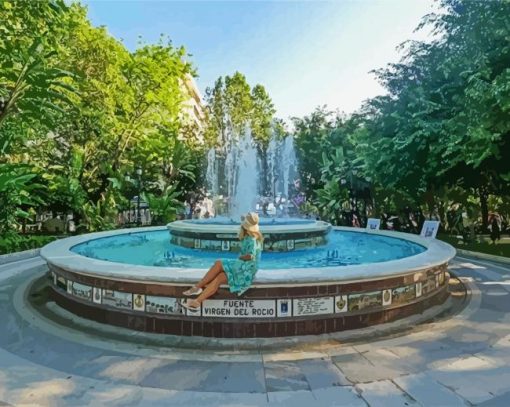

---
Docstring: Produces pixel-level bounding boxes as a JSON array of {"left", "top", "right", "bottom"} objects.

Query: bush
[{"left": 0, "top": 233, "right": 58, "bottom": 255}]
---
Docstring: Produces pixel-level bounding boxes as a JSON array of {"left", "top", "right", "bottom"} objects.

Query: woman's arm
[{"left": 239, "top": 237, "right": 256, "bottom": 261}]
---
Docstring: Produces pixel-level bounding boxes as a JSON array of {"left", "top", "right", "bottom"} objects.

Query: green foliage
[
  {"left": 315, "top": 179, "right": 348, "bottom": 224},
  {"left": 205, "top": 72, "right": 276, "bottom": 147},
  {"left": 204, "top": 71, "right": 279, "bottom": 195},
  {"left": 0, "top": 163, "right": 44, "bottom": 234},
  {"left": 142, "top": 185, "right": 183, "bottom": 225},
  {"left": 0, "top": 233, "right": 58, "bottom": 255},
  {"left": 0, "top": 0, "right": 203, "bottom": 239},
  {"left": 294, "top": 0, "right": 510, "bottom": 230},
  {"left": 80, "top": 191, "right": 118, "bottom": 233},
  {"left": 292, "top": 107, "right": 336, "bottom": 197},
  {"left": 250, "top": 84, "right": 276, "bottom": 148},
  {"left": 0, "top": 0, "right": 77, "bottom": 128}
]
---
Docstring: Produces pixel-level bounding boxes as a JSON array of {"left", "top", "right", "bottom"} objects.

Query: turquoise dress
[{"left": 223, "top": 236, "right": 262, "bottom": 296}]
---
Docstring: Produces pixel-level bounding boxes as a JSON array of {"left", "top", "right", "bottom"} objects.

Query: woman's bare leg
[
  {"left": 195, "top": 260, "right": 224, "bottom": 289},
  {"left": 188, "top": 272, "right": 228, "bottom": 307}
]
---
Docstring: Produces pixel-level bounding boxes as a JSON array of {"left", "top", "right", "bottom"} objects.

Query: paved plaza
[{"left": 0, "top": 254, "right": 510, "bottom": 406}]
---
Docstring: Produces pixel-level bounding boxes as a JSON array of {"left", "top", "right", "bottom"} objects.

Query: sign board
[
  {"left": 420, "top": 220, "right": 440, "bottom": 239},
  {"left": 366, "top": 218, "right": 381, "bottom": 231},
  {"left": 293, "top": 297, "right": 334, "bottom": 316},
  {"left": 201, "top": 299, "right": 276, "bottom": 318}
]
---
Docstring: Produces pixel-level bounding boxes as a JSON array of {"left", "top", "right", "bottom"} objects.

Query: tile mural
[
  {"left": 422, "top": 274, "right": 437, "bottom": 296},
  {"left": 72, "top": 282, "right": 92, "bottom": 301},
  {"left": 102, "top": 290, "right": 132, "bottom": 310},
  {"left": 50, "top": 268, "right": 447, "bottom": 319},
  {"left": 146, "top": 296, "right": 185, "bottom": 315},
  {"left": 348, "top": 291, "right": 382, "bottom": 312},
  {"left": 392, "top": 285, "right": 416, "bottom": 306}
]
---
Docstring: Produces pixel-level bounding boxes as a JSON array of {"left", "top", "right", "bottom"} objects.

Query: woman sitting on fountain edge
[{"left": 181, "top": 212, "right": 264, "bottom": 311}]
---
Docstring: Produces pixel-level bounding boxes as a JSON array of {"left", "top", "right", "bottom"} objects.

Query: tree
[
  {"left": 203, "top": 72, "right": 279, "bottom": 195},
  {"left": 292, "top": 107, "right": 335, "bottom": 198},
  {"left": 0, "top": 0, "right": 77, "bottom": 233},
  {"left": 1, "top": 0, "right": 204, "bottom": 236},
  {"left": 0, "top": 0, "right": 77, "bottom": 129}
]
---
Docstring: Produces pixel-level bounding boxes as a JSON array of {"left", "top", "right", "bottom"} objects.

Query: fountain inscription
[
  {"left": 293, "top": 297, "right": 334, "bottom": 316},
  {"left": 202, "top": 299, "right": 276, "bottom": 318}
]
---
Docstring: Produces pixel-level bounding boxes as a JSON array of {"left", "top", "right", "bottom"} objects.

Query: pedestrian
[{"left": 490, "top": 216, "right": 501, "bottom": 244}]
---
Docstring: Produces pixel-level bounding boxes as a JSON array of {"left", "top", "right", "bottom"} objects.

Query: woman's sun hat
[{"left": 242, "top": 212, "right": 260, "bottom": 233}]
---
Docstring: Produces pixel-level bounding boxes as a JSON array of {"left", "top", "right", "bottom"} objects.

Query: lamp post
[{"left": 136, "top": 167, "right": 142, "bottom": 226}]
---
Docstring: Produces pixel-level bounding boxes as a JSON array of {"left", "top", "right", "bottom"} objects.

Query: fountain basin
[
  {"left": 167, "top": 218, "right": 332, "bottom": 252},
  {"left": 40, "top": 226, "right": 455, "bottom": 338}
]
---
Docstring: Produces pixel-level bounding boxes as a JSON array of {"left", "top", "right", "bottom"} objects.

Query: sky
[{"left": 82, "top": 0, "right": 437, "bottom": 121}]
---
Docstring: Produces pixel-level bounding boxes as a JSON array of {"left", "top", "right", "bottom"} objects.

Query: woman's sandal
[
  {"left": 182, "top": 286, "right": 203, "bottom": 296},
  {"left": 181, "top": 299, "right": 201, "bottom": 312}
]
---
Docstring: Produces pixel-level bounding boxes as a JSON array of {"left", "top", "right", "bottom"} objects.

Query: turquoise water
[{"left": 71, "top": 230, "right": 426, "bottom": 269}]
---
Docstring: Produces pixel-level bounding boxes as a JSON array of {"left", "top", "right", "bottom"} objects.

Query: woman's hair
[{"left": 239, "top": 226, "right": 264, "bottom": 242}]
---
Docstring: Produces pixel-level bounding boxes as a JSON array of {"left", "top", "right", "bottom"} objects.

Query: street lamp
[{"left": 136, "top": 167, "right": 143, "bottom": 226}]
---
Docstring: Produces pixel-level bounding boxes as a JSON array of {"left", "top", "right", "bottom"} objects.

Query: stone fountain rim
[
  {"left": 167, "top": 218, "right": 332, "bottom": 234},
  {"left": 40, "top": 226, "right": 455, "bottom": 285}
]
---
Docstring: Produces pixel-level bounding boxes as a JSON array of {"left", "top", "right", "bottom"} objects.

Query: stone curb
[
  {"left": 456, "top": 249, "right": 510, "bottom": 265},
  {"left": 0, "top": 248, "right": 40, "bottom": 265},
  {"left": 17, "top": 270, "right": 460, "bottom": 360}
]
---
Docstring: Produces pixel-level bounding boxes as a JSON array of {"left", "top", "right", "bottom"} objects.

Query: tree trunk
[
  {"left": 438, "top": 200, "right": 446, "bottom": 228},
  {"left": 479, "top": 186, "right": 489, "bottom": 233}
]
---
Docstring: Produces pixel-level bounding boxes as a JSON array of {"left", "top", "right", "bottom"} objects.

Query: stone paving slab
[
  {"left": 331, "top": 351, "right": 408, "bottom": 383},
  {"left": 267, "top": 389, "right": 316, "bottom": 406},
  {"left": 312, "top": 387, "right": 367, "bottom": 406},
  {"left": 354, "top": 347, "right": 422, "bottom": 376},
  {"left": 426, "top": 360, "right": 510, "bottom": 405},
  {"left": 141, "top": 359, "right": 266, "bottom": 393},
  {"left": 356, "top": 380, "right": 419, "bottom": 406},
  {"left": 476, "top": 345, "right": 510, "bottom": 367},
  {"left": 297, "top": 358, "right": 352, "bottom": 388},
  {"left": 379, "top": 340, "right": 462, "bottom": 371},
  {"left": 143, "top": 390, "right": 268, "bottom": 407},
  {"left": 477, "top": 389, "right": 510, "bottom": 407},
  {"left": 393, "top": 373, "right": 467, "bottom": 406},
  {"left": 62, "top": 383, "right": 270, "bottom": 407},
  {"left": 0, "top": 345, "right": 269, "bottom": 406},
  {"left": 264, "top": 361, "right": 310, "bottom": 392},
  {"left": 72, "top": 355, "right": 166, "bottom": 384}
]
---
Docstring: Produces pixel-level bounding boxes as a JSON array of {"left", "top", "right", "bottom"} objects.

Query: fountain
[
  {"left": 40, "top": 124, "right": 456, "bottom": 338},
  {"left": 168, "top": 127, "right": 329, "bottom": 252},
  {"left": 205, "top": 125, "right": 296, "bottom": 216}
]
